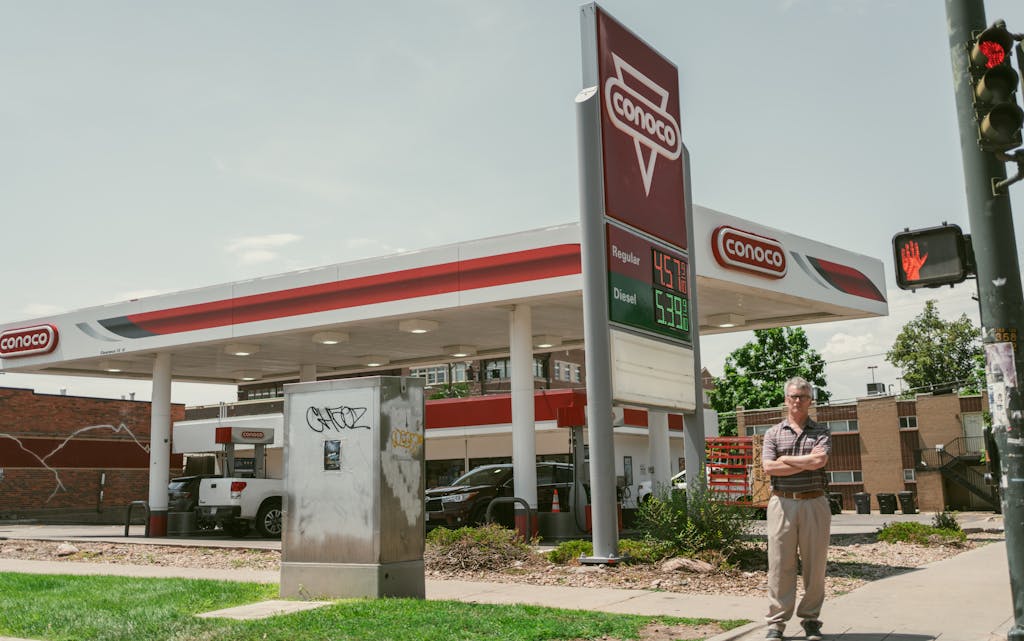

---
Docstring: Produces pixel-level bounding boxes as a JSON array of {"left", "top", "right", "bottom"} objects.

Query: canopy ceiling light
[
  {"left": 225, "top": 343, "right": 260, "bottom": 357},
  {"left": 444, "top": 344, "right": 477, "bottom": 358},
  {"left": 98, "top": 360, "right": 125, "bottom": 373},
  {"left": 312, "top": 331, "right": 349, "bottom": 345},
  {"left": 708, "top": 313, "right": 746, "bottom": 328},
  {"left": 399, "top": 319, "right": 439, "bottom": 334},
  {"left": 532, "top": 334, "right": 561, "bottom": 349},
  {"left": 234, "top": 371, "right": 261, "bottom": 382},
  {"left": 363, "top": 355, "right": 390, "bottom": 367}
]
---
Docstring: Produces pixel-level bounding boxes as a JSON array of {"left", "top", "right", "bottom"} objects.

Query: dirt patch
[{"left": 0, "top": 532, "right": 1003, "bottom": 601}]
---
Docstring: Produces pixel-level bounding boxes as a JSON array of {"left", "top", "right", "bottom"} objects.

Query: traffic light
[
  {"left": 969, "top": 21, "right": 1024, "bottom": 152},
  {"left": 892, "top": 224, "right": 972, "bottom": 290}
]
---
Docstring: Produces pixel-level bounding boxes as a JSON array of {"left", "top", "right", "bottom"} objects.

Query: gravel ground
[{"left": 0, "top": 531, "right": 1003, "bottom": 600}]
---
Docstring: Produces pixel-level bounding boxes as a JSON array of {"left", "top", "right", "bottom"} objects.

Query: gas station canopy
[{"left": 0, "top": 206, "right": 887, "bottom": 384}]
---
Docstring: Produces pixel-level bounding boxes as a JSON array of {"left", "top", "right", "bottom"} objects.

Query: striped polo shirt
[{"left": 763, "top": 418, "right": 831, "bottom": 493}]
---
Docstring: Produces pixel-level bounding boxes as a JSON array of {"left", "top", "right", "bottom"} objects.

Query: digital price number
[{"left": 652, "top": 248, "right": 688, "bottom": 334}]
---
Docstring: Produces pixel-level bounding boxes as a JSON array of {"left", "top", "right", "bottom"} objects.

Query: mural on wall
[{"left": 0, "top": 422, "right": 149, "bottom": 501}]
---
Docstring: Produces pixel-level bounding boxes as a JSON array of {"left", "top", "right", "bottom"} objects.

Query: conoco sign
[
  {"left": 711, "top": 226, "right": 788, "bottom": 279},
  {"left": 596, "top": 7, "right": 687, "bottom": 250},
  {"left": 0, "top": 324, "right": 59, "bottom": 358}
]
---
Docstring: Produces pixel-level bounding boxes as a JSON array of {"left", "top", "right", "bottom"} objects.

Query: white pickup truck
[{"left": 197, "top": 477, "right": 283, "bottom": 538}]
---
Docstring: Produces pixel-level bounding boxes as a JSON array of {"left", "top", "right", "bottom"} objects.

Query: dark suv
[
  {"left": 168, "top": 475, "right": 208, "bottom": 512},
  {"left": 425, "top": 462, "right": 581, "bottom": 528}
]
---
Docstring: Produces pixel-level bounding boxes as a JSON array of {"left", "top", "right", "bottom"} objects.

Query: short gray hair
[{"left": 784, "top": 376, "right": 813, "bottom": 397}]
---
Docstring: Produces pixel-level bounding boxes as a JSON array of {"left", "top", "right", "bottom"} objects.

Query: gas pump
[{"left": 214, "top": 426, "right": 273, "bottom": 478}]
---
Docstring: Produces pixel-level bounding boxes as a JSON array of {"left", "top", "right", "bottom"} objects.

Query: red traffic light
[
  {"left": 892, "top": 225, "right": 971, "bottom": 290},
  {"left": 977, "top": 40, "right": 1006, "bottom": 68},
  {"left": 969, "top": 21, "right": 1024, "bottom": 151}
]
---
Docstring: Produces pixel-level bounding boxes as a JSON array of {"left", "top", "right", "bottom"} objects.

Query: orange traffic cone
[{"left": 551, "top": 488, "right": 561, "bottom": 513}]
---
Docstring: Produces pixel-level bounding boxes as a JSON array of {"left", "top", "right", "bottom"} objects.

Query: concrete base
[{"left": 280, "top": 559, "right": 425, "bottom": 600}]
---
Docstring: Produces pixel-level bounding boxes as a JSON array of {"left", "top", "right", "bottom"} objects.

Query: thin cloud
[{"left": 226, "top": 233, "right": 301, "bottom": 265}]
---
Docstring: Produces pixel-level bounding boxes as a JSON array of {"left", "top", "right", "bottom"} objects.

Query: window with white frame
[
  {"left": 573, "top": 364, "right": 582, "bottom": 383},
  {"left": 827, "top": 470, "right": 864, "bottom": 484},
  {"left": 409, "top": 365, "right": 448, "bottom": 385},
  {"left": 825, "top": 419, "right": 859, "bottom": 433},
  {"left": 899, "top": 416, "right": 918, "bottom": 429},
  {"left": 903, "top": 469, "right": 916, "bottom": 482},
  {"left": 745, "top": 424, "right": 774, "bottom": 436},
  {"left": 553, "top": 360, "right": 579, "bottom": 382},
  {"left": 484, "top": 358, "right": 545, "bottom": 380}
]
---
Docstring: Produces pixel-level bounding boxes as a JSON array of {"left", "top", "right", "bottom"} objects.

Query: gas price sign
[{"left": 606, "top": 224, "right": 691, "bottom": 343}]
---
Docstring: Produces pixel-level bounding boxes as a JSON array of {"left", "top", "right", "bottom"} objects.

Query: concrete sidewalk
[{"left": 0, "top": 515, "right": 1015, "bottom": 641}]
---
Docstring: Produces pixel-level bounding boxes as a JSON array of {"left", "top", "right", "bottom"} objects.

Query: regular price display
[{"left": 652, "top": 248, "right": 689, "bottom": 335}]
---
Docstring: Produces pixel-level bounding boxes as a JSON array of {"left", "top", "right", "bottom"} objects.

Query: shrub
[
  {"left": 618, "top": 537, "right": 674, "bottom": 564},
  {"left": 931, "top": 511, "right": 962, "bottom": 532},
  {"left": 547, "top": 539, "right": 593, "bottom": 564},
  {"left": 426, "top": 524, "right": 535, "bottom": 571},
  {"left": 876, "top": 521, "right": 967, "bottom": 546},
  {"left": 634, "top": 485, "right": 752, "bottom": 560}
]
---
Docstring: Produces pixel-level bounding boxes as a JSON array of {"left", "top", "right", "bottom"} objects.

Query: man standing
[{"left": 761, "top": 376, "right": 831, "bottom": 640}]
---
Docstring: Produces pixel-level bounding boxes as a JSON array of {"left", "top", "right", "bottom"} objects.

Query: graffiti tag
[
  {"left": 390, "top": 428, "right": 423, "bottom": 452},
  {"left": 306, "top": 406, "right": 371, "bottom": 433}
]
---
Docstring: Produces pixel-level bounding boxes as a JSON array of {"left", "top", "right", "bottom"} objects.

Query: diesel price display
[{"left": 606, "top": 225, "right": 691, "bottom": 344}]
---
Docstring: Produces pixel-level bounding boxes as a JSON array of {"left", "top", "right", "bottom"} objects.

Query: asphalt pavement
[{"left": 0, "top": 511, "right": 1014, "bottom": 641}]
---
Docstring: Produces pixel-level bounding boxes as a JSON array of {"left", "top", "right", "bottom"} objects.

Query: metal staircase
[{"left": 915, "top": 435, "right": 1000, "bottom": 511}]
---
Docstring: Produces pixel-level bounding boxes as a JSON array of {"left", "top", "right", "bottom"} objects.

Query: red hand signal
[{"left": 901, "top": 240, "right": 928, "bottom": 281}]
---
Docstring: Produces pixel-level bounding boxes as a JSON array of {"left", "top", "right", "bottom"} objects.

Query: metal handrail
[
  {"left": 124, "top": 500, "right": 150, "bottom": 537},
  {"left": 485, "top": 496, "right": 536, "bottom": 537}
]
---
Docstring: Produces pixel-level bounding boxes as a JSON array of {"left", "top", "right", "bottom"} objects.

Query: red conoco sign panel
[
  {"left": 0, "top": 324, "right": 59, "bottom": 359},
  {"left": 597, "top": 8, "right": 686, "bottom": 250},
  {"left": 711, "top": 226, "right": 788, "bottom": 279}
]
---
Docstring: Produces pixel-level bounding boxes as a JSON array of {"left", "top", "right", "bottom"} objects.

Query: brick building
[
  {"left": 735, "top": 392, "right": 995, "bottom": 512},
  {"left": 0, "top": 387, "right": 184, "bottom": 522}
]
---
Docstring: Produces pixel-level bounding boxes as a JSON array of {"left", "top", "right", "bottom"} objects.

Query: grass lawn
[{"left": 0, "top": 573, "right": 746, "bottom": 641}]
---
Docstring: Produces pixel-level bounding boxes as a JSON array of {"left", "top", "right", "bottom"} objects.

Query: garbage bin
[
  {"left": 167, "top": 511, "right": 197, "bottom": 537},
  {"left": 828, "top": 492, "right": 844, "bottom": 515},
  {"left": 854, "top": 492, "right": 871, "bottom": 514},
  {"left": 877, "top": 492, "right": 897, "bottom": 515},
  {"left": 897, "top": 491, "right": 917, "bottom": 515}
]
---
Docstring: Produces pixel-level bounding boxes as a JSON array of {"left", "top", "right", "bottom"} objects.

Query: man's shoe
[
  {"left": 765, "top": 628, "right": 784, "bottom": 640},
  {"left": 801, "top": 619, "right": 823, "bottom": 640}
]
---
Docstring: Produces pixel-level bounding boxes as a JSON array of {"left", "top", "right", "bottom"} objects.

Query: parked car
[
  {"left": 637, "top": 470, "right": 687, "bottom": 504},
  {"left": 425, "top": 462, "right": 583, "bottom": 529},
  {"left": 167, "top": 475, "right": 214, "bottom": 518}
]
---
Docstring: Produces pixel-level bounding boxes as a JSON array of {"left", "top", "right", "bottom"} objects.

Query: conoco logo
[
  {"left": 604, "top": 53, "right": 681, "bottom": 197},
  {"left": 240, "top": 431, "right": 265, "bottom": 439},
  {"left": 0, "top": 324, "right": 59, "bottom": 358},
  {"left": 712, "top": 226, "right": 788, "bottom": 279}
]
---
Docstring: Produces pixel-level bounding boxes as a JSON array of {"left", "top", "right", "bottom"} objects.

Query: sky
[{"left": 1, "top": 0, "right": 1022, "bottom": 407}]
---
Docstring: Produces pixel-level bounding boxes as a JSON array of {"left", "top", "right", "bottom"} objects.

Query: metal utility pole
[{"left": 946, "top": 2, "right": 1024, "bottom": 639}]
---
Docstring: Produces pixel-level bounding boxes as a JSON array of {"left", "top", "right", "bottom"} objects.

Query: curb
[{"left": 704, "top": 620, "right": 763, "bottom": 641}]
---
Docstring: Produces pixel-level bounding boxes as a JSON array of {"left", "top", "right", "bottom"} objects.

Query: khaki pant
[{"left": 765, "top": 494, "right": 831, "bottom": 631}]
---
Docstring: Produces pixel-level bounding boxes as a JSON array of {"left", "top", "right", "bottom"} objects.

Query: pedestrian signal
[{"left": 892, "top": 225, "right": 972, "bottom": 290}]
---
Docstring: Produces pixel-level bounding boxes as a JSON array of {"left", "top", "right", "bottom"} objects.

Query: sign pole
[{"left": 576, "top": 84, "right": 620, "bottom": 562}]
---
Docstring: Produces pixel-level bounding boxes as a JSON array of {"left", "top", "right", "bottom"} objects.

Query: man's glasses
[{"left": 787, "top": 394, "right": 811, "bottom": 401}]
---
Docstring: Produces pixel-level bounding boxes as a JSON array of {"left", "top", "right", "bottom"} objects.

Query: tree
[
  {"left": 709, "top": 327, "right": 829, "bottom": 436},
  {"left": 886, "top": 299, "right": 981, "bottom": 395}
]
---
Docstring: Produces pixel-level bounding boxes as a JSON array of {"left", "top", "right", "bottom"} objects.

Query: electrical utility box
[{"left": 280, "top": 376, "right": 425, "bottom": 599}]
